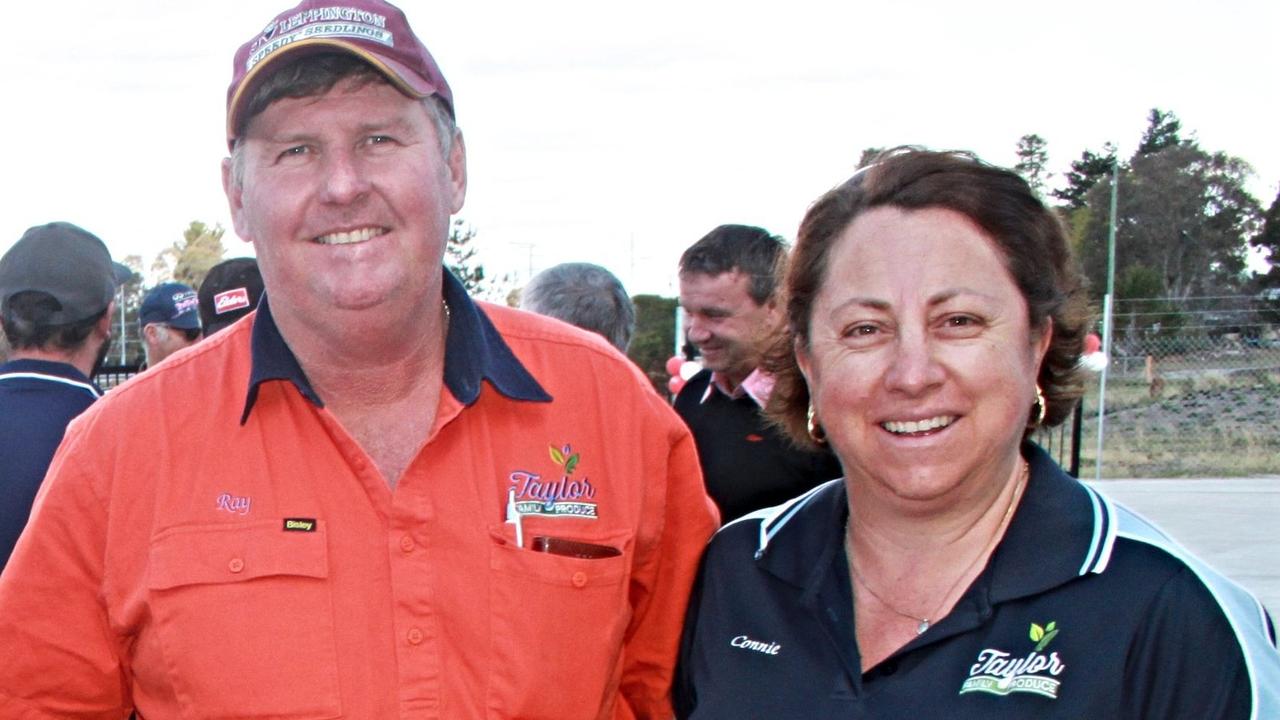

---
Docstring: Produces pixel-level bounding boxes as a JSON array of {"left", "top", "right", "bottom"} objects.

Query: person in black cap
[
  {"left": 139, "top": 282, "right": 201, "bottom": 367},
  {"left": 0, "top": 221, "right": 126, "bottom": 570},
  {"left": 197, "top": 257, "right": 263, "bottom": 337}
]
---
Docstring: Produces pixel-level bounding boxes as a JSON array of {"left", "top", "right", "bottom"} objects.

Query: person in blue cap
[{"left": 139, "top": 281, "right": 201, "bottom": 367}]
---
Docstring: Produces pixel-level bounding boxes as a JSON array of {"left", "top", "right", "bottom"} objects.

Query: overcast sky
[{"left": 3, "top": 0, "right": 1276, "bottom": 296}]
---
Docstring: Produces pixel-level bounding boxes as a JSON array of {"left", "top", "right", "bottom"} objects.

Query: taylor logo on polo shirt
[
  {"left": 507, "top": 443, "right": 598, "bottom": 519},
  {"left": 959, "top": 621, "right": 1066, "bottom": 700}
]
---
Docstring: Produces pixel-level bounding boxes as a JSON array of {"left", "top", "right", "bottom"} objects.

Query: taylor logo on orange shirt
[{"left": 507, "top": 443, "right": 599, "bottom": 519}]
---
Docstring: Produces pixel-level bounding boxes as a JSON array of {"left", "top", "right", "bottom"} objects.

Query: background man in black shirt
[{"left": 674, "top": 224, "right": 840, "bottom": 523}]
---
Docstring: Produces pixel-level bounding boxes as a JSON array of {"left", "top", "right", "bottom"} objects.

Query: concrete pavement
[{"left": 1088, "top": 477, "right": 1280, "bottom": 615}]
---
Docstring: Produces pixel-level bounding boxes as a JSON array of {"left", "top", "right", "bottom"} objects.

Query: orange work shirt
[{"left": 0, "top": 270, "right": 718, "bottom": 719}]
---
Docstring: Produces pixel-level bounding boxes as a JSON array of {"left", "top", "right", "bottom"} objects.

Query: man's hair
[
  {"left": 2, "top": 291, "right": 108, "bottom": 352},
  {"left": 229, "top": 53, "right": 457, "bottom": 186},
  {"left": 678, "top": 224, "right": 787, "bottom": 305},
  {"left": 521, "top": 263, "right": 636, "bottom": 352}
]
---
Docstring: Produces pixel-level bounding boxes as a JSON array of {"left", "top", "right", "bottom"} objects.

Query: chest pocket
[
  {"left": 147, "top": 519, "right": 342, "bottom": 720},
  {"left": 485, "top": 524, "right": 634, "bottom": 719}
]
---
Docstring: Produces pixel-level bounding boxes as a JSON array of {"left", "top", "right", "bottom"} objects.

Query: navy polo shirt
[
  {"left": 0, "top": 358, "right": 102, "bottom": 569},
  {"left": 676, "top": 443, "right": 1280, "bottom": 719}
]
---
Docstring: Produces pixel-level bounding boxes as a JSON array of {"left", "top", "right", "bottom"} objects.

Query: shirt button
[
  {"left": 399, "top": 535, "right": 415, "bottom": 553},
  {"left": 407, "top": 627, "right": 424, "bottom": 645},
  {"left": 571, "top": 571, "right": 588, "bottom": 588},
  {"left": 228, "top": 558, "right": 245, "bottom": 573}
]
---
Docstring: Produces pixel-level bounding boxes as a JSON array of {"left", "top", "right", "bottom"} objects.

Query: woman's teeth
[{"left": 882, "top": 416, "right": 955, "bottom": 434}]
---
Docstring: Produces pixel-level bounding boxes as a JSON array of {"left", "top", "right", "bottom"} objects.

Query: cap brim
[
  {"left": 112, "top": 262, "right": 135, "bottom": 287},
  {"left": 227, "top": 38, "right": 439, "bottom": 146},
  {"left": 170, "top": 315, "right": 203, "bottom": 331}
]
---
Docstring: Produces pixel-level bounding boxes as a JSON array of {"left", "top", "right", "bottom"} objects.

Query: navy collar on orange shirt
[{"left": 241, "top": 268, "right": 550, "bottom": 424}]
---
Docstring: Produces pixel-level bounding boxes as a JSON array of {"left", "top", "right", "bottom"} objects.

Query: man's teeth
[
  {"left": 882, "top": 416, "right": 955, "bottom": 434},
  {"left": 314, "top": 228, "right": 384, "bottom": 245}
]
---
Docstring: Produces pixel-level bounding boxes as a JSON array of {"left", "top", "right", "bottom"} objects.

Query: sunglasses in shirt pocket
[{"left": 147, "top": 519, "right": 343, "bottom": 720}]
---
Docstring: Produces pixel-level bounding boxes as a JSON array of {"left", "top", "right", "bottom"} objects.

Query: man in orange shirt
[{"left": 0, "top": 1, "right": 717, "bottom": 717}]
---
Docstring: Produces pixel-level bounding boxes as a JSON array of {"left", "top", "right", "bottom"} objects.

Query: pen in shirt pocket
[{"left": 506, "top": 487, "right": 524, "bottom": 548}]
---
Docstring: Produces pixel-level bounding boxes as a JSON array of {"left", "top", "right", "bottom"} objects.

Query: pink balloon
[
  {"left": 665, "top": 356, "right": 684, "bottom": 376},
  {"left": 1084, "top": 333, "right": 1101, "bottom": 354},
  {"left": 668, "top": 376, "right": 685, "bottom": 395}
]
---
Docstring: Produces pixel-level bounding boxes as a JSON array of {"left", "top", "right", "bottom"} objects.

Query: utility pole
[{"left": 1095, "top": 158, "right": 1120, "bottom": 481}]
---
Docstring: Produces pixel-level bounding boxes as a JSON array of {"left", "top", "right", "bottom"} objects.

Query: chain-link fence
[{"left": 1077, "top": 294, "right": 1280, "bottom": 478}]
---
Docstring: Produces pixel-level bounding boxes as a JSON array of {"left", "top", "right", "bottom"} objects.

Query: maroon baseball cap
[{"left": 226, "top": 0, "right": 454, "bottom": 146}]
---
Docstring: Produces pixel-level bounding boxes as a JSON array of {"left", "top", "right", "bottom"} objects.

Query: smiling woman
[{"left": 674, "top": 148, "right": 1280, "bottom": 719}]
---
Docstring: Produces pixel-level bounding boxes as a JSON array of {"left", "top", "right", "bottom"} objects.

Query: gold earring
[
  {"left": 807, "top": 403, "right": 827, "bottom": 444},
  {"left": 1032, "top": 385, "right": 1047, "bottom": 426}
]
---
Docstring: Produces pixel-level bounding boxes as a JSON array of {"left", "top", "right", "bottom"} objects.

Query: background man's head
[
  {"left": 198, "top": 258, "right": 264, "bottom": 337},
  {"left": 0, "top": 222, "right": 122, "bottom": 373},
  {"left": 678, "top": 224, "right": 787, "bottom": 386},
  {"left": 521, "top": 263, "right": 636, "bottom": 352},
  {"left": 139, "top": 282, "right": 201, "bottom": 366}
]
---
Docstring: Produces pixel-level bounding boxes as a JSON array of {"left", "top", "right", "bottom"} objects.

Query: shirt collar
[
  {"left": 986, "top": 442, "right": 1105, "bottom": 602},
  {"left": 0, "top": 358, "right": 102, "bottom": 396},
  {"left": 700, "top": 367, "right": 775, "bottom": 407},
  {"left": 753, "top": 442, "right": 1101, "bottom": 604},
  {"left": 241, "top": 268, "right": 551, "bottom": 424}
]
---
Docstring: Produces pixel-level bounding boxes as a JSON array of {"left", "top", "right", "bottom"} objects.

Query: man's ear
[
  {"left": 222, "top": 156, "right": 253, "bottom": 244},
  {"left": 97, "top": 301, "right": 116, "bottom": 340},
  {"left": 446, "top": 130, "right": 468, "bottom": 214}
]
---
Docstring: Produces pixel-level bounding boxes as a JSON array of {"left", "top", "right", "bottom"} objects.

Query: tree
[
  {"left": 1077, "top": 141, "right": 1262, "bottom": 302},
  {"left": 153, "top": 221, "right": 226, "bottom": 289},
  {"left": 1251, "top": 188, "right": 1280, "bottom": 324},
  {"left": 445, "top": 219, "right": 484, "bottom": 293},
  {"left": 445, "top": 218, "right": 513, "bottom": 302},
  {"left": 1014, "top": 134, "right": 1050, "bottom": 197},
  {"left": 627, "top": 294, "right": 679, "bottom": 394},
  {"left": 104, "top": 255, "right": 146, "bottom": 366},
  {"left": 1052, "top": 145, "right": 1116, "bottom": 209},
  {"left": 1136, "top": 108, "right": 1182, "bottom": 157},
  {"left": 1252, "top": 187, "right": 1280, "bottom": 285}
]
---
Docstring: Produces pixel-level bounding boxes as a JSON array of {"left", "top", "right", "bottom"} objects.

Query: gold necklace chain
[{"left": 845, "top": 459, "right": 1028, "bottom": 636}]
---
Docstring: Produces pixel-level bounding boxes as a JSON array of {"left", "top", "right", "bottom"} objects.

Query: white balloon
[
  {"left": 1079, "top": 352, "right": 1108, "bottom": 372},
  {"left": 679, "top": 361, "right": 703, "bottom": 380}
]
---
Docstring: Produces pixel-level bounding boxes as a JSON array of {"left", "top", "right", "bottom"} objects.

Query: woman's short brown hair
[{"left": 766, "top": 147, "right": 1092, "bottom": 449}]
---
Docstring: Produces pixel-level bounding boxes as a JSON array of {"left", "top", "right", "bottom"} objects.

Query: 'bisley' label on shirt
[{"left": 283, "top": 518, "right": 317, "bottom": 532}]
